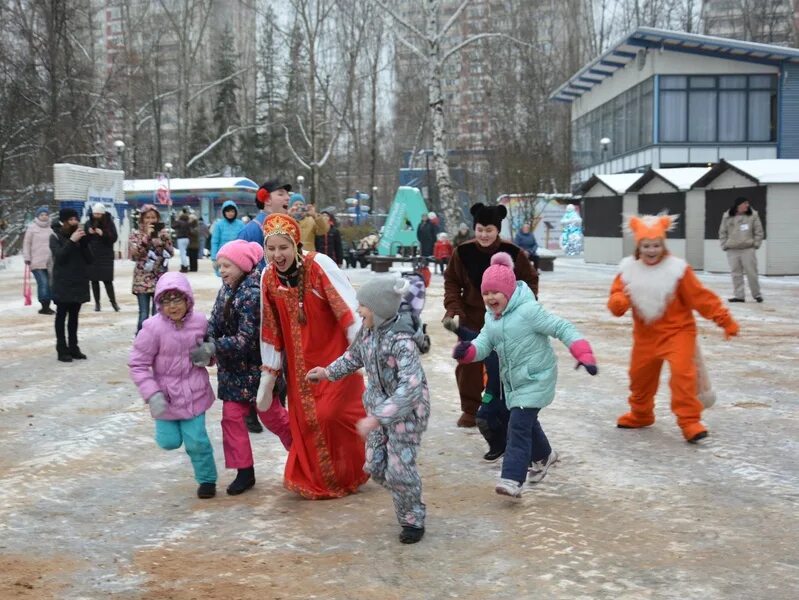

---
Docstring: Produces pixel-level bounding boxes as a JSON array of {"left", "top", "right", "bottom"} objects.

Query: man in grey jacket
[{"left": 719, "top": 197, "right": 764, "bottom": 303}]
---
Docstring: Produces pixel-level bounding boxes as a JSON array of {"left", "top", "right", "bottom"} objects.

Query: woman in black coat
[
  {"left": 84, "top": 203, "right": 119, "bottom": 311},
  {"left": 51, "top": 208, "right": 93, "bottom": 362},
  {"left": 315, "top": 211, "right": 344, "bottom": 266}
]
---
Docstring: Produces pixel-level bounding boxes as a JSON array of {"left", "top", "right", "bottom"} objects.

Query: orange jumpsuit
[{"left": 608, "top": 255, "right": 738, "bottom": 440}]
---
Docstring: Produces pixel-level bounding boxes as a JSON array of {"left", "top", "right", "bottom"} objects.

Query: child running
[
  {"left": 452, "top": 253, "right": 597, "bottom": 498},
  {"left": 608, "top": 214, "right": 739, "bottom": 443},
  {"left": 306, "top": 276, "right": 430, "bottom": 543},
  {"left": 192, "top": 240, "right": 292, "bottom": 495},
  {"left": 128, "top": 272, "right": 217, "bottom": 499}
]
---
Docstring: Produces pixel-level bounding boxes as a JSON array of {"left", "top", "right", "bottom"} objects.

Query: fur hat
[
  {"left": 35, "top": 206, "right": 49, "bottom": 218},
  {"left": 480, "top": 252, "right": 516, "bottom": 300},
  {"left": 263, "top": 213, "right": 302, "bottom": 249},
  {"left": 624, "top": 213, "right": 679, "bottom": 244},
  {"left": 92, "top": 203, "right": 106, "bottom": 214},
  {"left": 217, "top": 240, "right": 264, "bottom": 273},
  {"left": 59, "top": 208, "right": 79, "bottom": 223},
  {"left": 470, "top": 202, "right": 507, "bottom": 229},
  {"left": 356, "top": 276, "right": 409, "bottom": 326}
]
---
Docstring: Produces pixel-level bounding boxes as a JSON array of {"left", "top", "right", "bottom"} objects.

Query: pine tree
[{"left": 211, "top": 23, "right": 241, "bottom": 172}]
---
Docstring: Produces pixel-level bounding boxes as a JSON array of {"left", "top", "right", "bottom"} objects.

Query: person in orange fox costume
[{"left": 607, "top": 214, "right": 739, "bottom": 443}]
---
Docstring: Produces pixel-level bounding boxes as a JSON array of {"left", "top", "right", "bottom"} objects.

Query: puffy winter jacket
[
  {"left": 50, "top": 225, "right": 92, "bottom": 304},
  {"left": 210, "top": 200, "right": 245, "bottom": 260},
  {"left": 326, "top": 317, "right": 430, "bottom": 433},
  {"left": 23, "top": 218, "right": 54, "bottom": 270},
  {"left": 128, "top": 272, "right": 215, "bottom": 420},
  {"left": 207, "top": 268, "right": 263, "bottom": 403},
  {"left": 471, "top": 282, "right": 583, "bottom": 409}
]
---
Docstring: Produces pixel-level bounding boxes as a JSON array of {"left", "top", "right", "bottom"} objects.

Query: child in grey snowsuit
[{"left": 306, "top": 276, "right": 430, "bottom": 544}]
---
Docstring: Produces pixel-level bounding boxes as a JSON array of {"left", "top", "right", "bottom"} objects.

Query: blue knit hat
[
  {"left": 289, "top": 193, "right": 305, "bottom": 206},
  {"left": 35, "top": 206, "right": 50, "bottom": 218}
]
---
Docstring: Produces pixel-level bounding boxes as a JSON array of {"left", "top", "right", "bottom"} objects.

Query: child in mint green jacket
[{"left": 452, "top": 252, "right": 598, "bottom": 498}]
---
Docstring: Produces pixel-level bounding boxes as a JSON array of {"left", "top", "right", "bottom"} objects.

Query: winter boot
[
  {"left": 399, "top": 526, "right": 425, "bottom": 544},
  {"left": 226, "top": 467, "right": 255, "bottom": 495},
  {"left": 197, "top": 482, "right": 216, "bottom": 499},
  {"left": 477, "top": 417, "right": 505, "bottom": 462},
  {"left": 457, "top": 412, "right": 476, "bottom": 428},
  {"left": 111, "top": 300, "right": 120, "bottom": 312},
  {"left": 94, "top": 301, "right": 101, "bottom": 312},
  {"left": 56, "top": 343, "right": 73, "bottom": 363},
  {"left": 107, "top": 286, "right": 120, "bottom": 312},
  {"left": 69, "top": 346, "right": 87, "bottom": 360},
  {"left": 245, "top": 404, "right": 263, "bottom": 433},
  {"left": 39, "top": 301, "right": 55, "bottom": 315},
  {"left": 682, "top": 422, "right": 708, "bottom": 444}
]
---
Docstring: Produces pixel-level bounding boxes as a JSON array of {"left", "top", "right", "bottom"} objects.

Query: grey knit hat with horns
[{"left": 356, "top": 276, "right": 409, "bottom": 326}]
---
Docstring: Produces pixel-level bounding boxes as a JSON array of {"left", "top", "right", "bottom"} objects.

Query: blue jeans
[
  {"left": 155, "top": 413, "right": 217, "bottom": 484},
  {"left": 502, "top": 407, "right": 551, "bottom": 484},
  {"left": 136, "top": 293, "right": 155, "bottom": 332},
  {"left": 32, "top": 269, "right": 51, "bottom": 303}
]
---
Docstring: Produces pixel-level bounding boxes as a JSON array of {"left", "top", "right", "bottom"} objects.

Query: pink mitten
[
  {"left": 569, "top": 339, "right": 597, "bottom": 376},
  {"left": 452, "top": 341, "right": 476, "bottom": 363}
]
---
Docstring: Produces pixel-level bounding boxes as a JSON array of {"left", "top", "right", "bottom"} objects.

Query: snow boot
[
  {"left": 245, "top": 404, "right": 263, "bottom": 433},
  {"left": 226, "top": 467, "right": 255, "bottom": 495},
  {"left": 111, "top": 300, "right": 120, "bottom": 312},
  {"left": 69, "top": 346, "right": 87, "bottom": 360},
  {"left": 197, "top": 482, "right": 216, "bottom": 499},
  {"left": 399, "top": 526, "right": 425, "bottom": 544},
  {"left": 56, "top": 343, "right": 72, "bottom": 363},
  {"left": 39, "top": 301, "right": 55, "bottom": 315},
  {"left": 682, "top": 422, "right": 708, "bottom": 444},
  {"left": 477, "top": 417, "right": 505, "bottom": 462},
  {"left": 94, "top": 301, "right": 101, "bottom": 312}
]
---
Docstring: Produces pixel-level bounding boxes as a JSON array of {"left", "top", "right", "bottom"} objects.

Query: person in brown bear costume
[{"left": 443, "top": 202, "right": 538, "bottom": 427}]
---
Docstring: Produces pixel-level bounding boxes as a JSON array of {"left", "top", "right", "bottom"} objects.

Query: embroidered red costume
[
  {"left": 260, "top": 214, "right": 367, "bottom": 498},
  {"left": 607, "top": 215, "right": 739, "bottom": 442}
]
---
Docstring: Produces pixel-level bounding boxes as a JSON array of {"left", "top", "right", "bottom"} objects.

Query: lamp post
[
  {"left": 164, "top": 162, "right": 173, "bottom": 227},
  {"left": 114, "top": 139, "right": 125, "bottom": 171},
  {"left": 600, "top": 137, "right": 611, "bottom": 173},
  {"left": 296, "top": 175, "right": 305, "bottom": 196},
  {"left": 371, "top": 185, "right": 378, "bottom": 212}
]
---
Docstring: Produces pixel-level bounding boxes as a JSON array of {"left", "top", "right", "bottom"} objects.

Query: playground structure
[{"left": 376, "top": 186, "right": 429, "bottom": 256}]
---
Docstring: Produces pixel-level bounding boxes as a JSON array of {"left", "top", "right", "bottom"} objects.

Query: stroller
[{"left": 397, "top": 255, "right": 431, "bottom": 354}]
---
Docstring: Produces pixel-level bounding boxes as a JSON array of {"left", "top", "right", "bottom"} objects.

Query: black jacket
[
  {"left": 417, "top": 220, "right": 438, "bottom": 256},
  {"left": 315, "top": 226, "right": 344, "bottom": 266},
  {"left": 84, "top": 214, "right": 117, "bottom": 282},
  {"left": 50, "top": 225, "right": 93, "bottom": 304}
]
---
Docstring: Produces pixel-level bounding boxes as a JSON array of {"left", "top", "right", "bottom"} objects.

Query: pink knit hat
[
  {"left": 481, "top": 252, "right": 517, "bottom": 300},
  {"left": 217, "top": 240, "right": 264, "bottom": 273}
]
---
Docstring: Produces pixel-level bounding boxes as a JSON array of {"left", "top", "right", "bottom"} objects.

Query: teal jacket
[{"left": 471, "top": 282, "right": 583, "bottom": 409}]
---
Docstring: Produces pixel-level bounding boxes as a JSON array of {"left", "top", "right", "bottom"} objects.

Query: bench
[
  {"left": 537, "top": 255, "right": 556, "bottom": 272},
  {"left": 365, "top": 255, "right": 417, "bottom": 273}
]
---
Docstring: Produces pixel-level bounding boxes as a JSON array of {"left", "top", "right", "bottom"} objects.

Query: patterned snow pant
[{"left": 365, "top": 427, "right": 425, "bottom": 529}]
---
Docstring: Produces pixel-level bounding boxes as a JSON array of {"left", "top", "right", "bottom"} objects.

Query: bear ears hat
[
  {"left": 470, "top": 202, "right": 507, "bottom": 229},
  {"left": 624, "top": 213, "right": 679, "bottom": 244}
]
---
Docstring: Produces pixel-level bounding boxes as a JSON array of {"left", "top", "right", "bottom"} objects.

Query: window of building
[
  {"left": 571, "top": 78, "right": 654, "bottom": 169},
  {"left": 657, "top": 74, "right": 777, "bottom": 144}
]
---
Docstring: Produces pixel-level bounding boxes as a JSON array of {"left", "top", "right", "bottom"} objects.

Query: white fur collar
[{"left": 619, "top": 255, "right": 687, "bottom": 323}]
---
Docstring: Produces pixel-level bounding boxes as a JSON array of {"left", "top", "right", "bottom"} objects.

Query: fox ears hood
[{"left": 624, "top": 213, "right": 679, "bottom": 244}]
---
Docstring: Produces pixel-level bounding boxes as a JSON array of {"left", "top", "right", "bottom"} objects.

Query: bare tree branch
[{"left": 186, "top": 125, "right": 257, "bottom": 168}]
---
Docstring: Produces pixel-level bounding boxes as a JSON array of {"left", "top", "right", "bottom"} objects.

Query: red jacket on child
[{"left": 434, "top": 239, "right": 453, "bottom": 261}]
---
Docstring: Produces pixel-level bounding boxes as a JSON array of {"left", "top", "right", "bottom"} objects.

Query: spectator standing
[
  {"left": 315, "top": 211, "right": 344, "bottom": 267},
  {"left": 51, "top": 208, "right": 93, "bottom": 362},
  {"left": 453, "top": 222, "right": 474, "bottom": 246},
  {"left": 23, "top": 206, "right": 55, "bottom": 314},
  {"left": 719, "top": 197, "right": 764, "bottom": 303},
  {"left": 416, "top": 213, "right": 438, "bottom": 257},
  {"left": 84, "top": 203, "right": 119, "bottom": 312},
  {"left": 173, "top": 208, "right": 192, "bottom": 273}
]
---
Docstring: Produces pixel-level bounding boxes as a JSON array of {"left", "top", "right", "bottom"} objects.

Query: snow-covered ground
[{"left": 0, "top": 255, "right": 797, "bottom": 599}]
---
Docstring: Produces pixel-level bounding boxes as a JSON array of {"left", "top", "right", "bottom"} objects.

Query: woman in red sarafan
[{"left": 257, "top": 213, "right": 368, "bottom": 499}]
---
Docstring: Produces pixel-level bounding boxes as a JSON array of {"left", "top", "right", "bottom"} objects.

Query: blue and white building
[{"left": 550, "top": 27, "right": 799, "bottom": 188}]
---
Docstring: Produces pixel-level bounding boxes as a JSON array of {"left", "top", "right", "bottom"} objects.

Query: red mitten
[{"left": 569, "top": 339, "right": 598, "bottom": 376}]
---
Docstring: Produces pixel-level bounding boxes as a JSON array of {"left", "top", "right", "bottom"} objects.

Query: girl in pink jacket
[{"left": 128, "top": 272, "right": 217, "bottom": 499}]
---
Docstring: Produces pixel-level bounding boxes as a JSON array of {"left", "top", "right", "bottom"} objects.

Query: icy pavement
[{"left": 0, "top": 255, "right": 797, "bottom": 599}]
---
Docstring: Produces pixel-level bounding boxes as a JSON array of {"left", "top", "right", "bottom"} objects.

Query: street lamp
[
  {"left": 164, "top": 162, "right": 173, "bottom": 226},
  {"left": 296, "top": 175, "right": 305, "bottom": 196},
  {"left": 599, "top": 137, "right": 611, "bottom": 173},
  {"left": 371, "top": 185, "right": 378, "bottom": 212},
  {"left": 114, "top": 139, "right": 125, "bottom": 171}
]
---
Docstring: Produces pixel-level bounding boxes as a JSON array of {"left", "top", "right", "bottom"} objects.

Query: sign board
[{"left": 376, "top": 187, "right": 428, "bottom": 256}]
